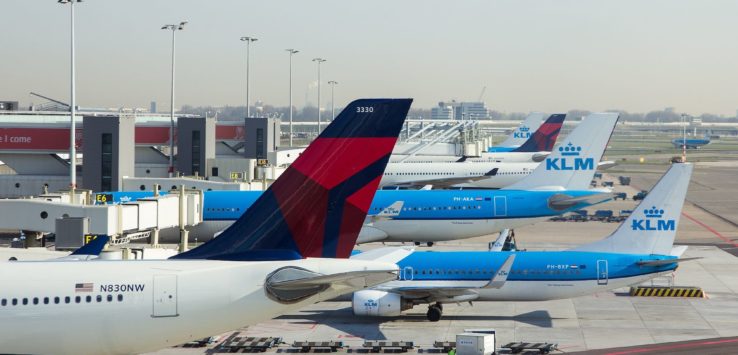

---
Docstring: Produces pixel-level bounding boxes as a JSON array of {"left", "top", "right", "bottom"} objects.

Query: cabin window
[
  {"left": 54, "top": 297, "right": 60, "bottom": 304},
  {"left": 32, "top": 297, "right": 38, "bottom": 305},
  {"left": 1, "top": 299, "right": 5, "bottom": 306},
  {"left": 75, "top": 296, "right": 81, "bottom": 303},
  {"left": 12, "top": 299, "right": 17, "bottom": 306},
  {"left": 97, "top": 295, "right": 103, "bottom": 303},
  {"left": 107, "top": 295, "right": 113, "bottom": 302},
  {"left": 22, "top": 298, "right": 28, "bottom": 305},
  {"left": 65, "top": 296, "right": 71, "bottom": 304},
  {"left": 117, "top": 294, "right": 123, "bottom": 302}
]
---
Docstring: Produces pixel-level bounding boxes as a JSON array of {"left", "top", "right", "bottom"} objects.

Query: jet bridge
[{"left": 0, "top": 188, "right": 202, "bottom": 249}]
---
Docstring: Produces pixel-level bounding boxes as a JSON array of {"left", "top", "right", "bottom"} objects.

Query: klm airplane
[
  {"left": 97, "top": 113, "right": 618, "bottom": 245},
  {"left": 351, "top": 163, "right": 694, "bottom": 321}
]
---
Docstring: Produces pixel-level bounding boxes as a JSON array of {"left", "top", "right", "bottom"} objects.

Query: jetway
[{"left": 0, "top": 189, "right": 203, "bottom": 248}]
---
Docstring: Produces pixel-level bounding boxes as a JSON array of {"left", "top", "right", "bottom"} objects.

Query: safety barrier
[{"left": 630, "top": 286, "right": 704, "bottom": 298}]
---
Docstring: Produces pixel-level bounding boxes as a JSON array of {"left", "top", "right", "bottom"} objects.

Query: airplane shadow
[{"left": 275, "top": 307, "right": 556, "bottom": 340}]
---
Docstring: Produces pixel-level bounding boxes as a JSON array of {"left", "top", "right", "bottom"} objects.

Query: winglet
[
  {"left": 70, "top": 235, "right": 109, "bottom": 256},
  {"left": 484, "top": 254, "right": 515, "bottom": 289},
  {"left": 371, "top": 201, "right": 404, "bottom": 223},
  {"left": 489, "top": 230, "right": 510, "bottom": 252}
]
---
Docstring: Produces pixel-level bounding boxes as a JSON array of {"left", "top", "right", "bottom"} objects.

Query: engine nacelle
[{"left": 352, "top": 290, "right": 408, "bottom": 317}]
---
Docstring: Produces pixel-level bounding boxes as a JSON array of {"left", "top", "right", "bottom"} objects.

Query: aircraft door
[
  {"left": 596, "top": 260, "right": 608, "bottom": 285},
  {"left": 152, "top": 274, "right": 179, "bottom": 317},
  {"left": 494, "top": 196, "right": 507, "bottom": 217},
  {"left": 403, "top": 266, "right": 414, "bottom": 281}
]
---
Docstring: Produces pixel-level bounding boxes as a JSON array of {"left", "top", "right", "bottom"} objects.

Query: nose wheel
[{"left": 426, "top": 303, "right": 443, "bottom": 322}]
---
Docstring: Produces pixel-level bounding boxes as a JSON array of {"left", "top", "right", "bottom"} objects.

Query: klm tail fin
[
  {"left": 172, "top": 99, "right": 413, "bottom": 261},
  {"left": 513, "top": 114, "right": 566, "bottom": 152},
  {"left": 503, "top": 113, "right": 619, "bottom": 190},
  {"left": 571, "top": 163, "right": 692, "bottom": 255},
  {"left": 498, "top": 112, "right": 546, "bottom": 148}
]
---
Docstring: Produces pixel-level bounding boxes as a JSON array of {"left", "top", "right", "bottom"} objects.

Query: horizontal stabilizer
[
  {"left": 598, "top": 160, "right": 617, "bottom": 170},
  {"left": 636, "top": 257, "right": 701, "bottom": 266},
  {"left": 547, "top": 192, "right": 614, "bottom": 211}
]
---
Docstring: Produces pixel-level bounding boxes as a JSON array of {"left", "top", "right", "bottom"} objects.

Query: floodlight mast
[{"left": 161, "top": 21, "right": 187, "bottom": 177}]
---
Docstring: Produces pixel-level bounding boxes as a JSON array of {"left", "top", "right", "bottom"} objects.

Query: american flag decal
[{"left": 75, "top": 283, "right": 93, "bottom": 292}]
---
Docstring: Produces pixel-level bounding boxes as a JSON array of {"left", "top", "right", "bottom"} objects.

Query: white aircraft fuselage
[
  {"left": 379, "top": 161, "right": 537, "bottom": 188},
  {"left": 0, "top": 258, "right": 395, "bottom": 355}
]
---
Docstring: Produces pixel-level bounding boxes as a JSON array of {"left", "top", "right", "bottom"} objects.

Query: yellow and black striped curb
[{"left": 630, "top": 286, "right": 704, "bottom": 298}]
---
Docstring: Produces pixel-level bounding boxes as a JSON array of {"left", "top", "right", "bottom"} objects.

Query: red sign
[{"left": 0, "top": 124, "right": 245, "bottom": 152}]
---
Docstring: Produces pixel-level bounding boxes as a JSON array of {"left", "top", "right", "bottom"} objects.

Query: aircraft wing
[
  {"left": 266, "top": 265, "right": 398, "bottom": 303},
  {"left": 391, "top": 168, "right": 499, "bottom": 189},
  {"left": 374, "top": 255, "right": 515, "bottom": 301},
  {"left": 547, "top": 192, "right": 614, "bottom": 211},
  {"left": 350, "top": 247, "right": 414, "bottom": 264}
]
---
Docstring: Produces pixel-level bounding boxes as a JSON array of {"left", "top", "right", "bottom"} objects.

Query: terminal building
[{"left": 0, "top": 111, "right": 301, "bottom": 198}]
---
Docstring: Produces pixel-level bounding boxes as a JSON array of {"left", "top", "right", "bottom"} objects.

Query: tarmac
[{"left": 148, "top": 160, "right": 738, "bottom": 354}]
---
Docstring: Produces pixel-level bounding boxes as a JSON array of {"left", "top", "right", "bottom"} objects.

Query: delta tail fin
[
  {"left": 513, "top": 114, "right": 566, "bottom": 152},
  {"left": 503, "top": 113, "right": 619, "bottom": 191},
  {"left": 497, "top": 112, "right": 546, "bottom": 148},
  {"left": 172, "top": 99, "right": 413, "bottom": 261},
  {"left": 571, "top": 163, "right": 693, "bottom": 255}
]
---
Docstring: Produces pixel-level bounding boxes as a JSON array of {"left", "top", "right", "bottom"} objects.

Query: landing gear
[
  {"left": 426, "top": 242, "right": 434, "bottom": 247},
  {"left": 414, "top": 241, "right": 421, "bottom": 246},
  {"left": 426, "top": 303, "right": 443, "bottom": 322}
]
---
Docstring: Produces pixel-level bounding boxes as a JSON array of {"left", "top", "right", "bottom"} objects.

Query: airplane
[
  {"left": 389, "top": 113, "right": 565, "bottom": 165},
  {"left": 98, "top": 112, "right": 618, "bottom": 246},
  {"left": 486, "top": 112, "right": 546, "bottom": 152},
  {"left": 350, "top": 162, "right": 694, "bottom": 321},
  {"left": 0, "top": 98, "right": 412, "bottom": 355},
  {"left": 672, "top": 134, "right": 711, "bottom": 149}
]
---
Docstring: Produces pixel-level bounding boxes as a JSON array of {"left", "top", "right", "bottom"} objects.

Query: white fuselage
[
  {"left": 379, "top": 161, "right": 537, "bottom": 188},
  {"left": 162, "top": 217, "right": 550, "bottom": 245},
  {"left": 390, "top": 152, "right": 543, "bottom": 164},
  {"left": 0, "top": 258, "right": 394, "bottom": 355}
]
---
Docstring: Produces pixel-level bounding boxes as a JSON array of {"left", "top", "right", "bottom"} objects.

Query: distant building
[
  {"left": 431, "top": 101, "right": 490, "bottom": 120},
  {"left": 150, "top": 101, "right": 157, "bottom": 113},
  {"left": 0, "top": 101, "right": 19, "bottom": 111}
]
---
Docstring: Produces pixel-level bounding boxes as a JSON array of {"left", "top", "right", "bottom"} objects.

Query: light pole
[
  {"left": 286, "top": 49, "right": 299, "bottom": 147},
  {"left": 58, "top": 0, "right": 80, "bottom": 196},
  {"left": 312, "top": 58, "right": 326, "bottom": 133},
  {"left": 162, "top": 21, "right": 187, "bottom": 178},
  {"left": 328, "top": 81, "right": 338, "bottom": 121},
  {"left": 240, "top": 36, "right": 258, "bottom": 118}
]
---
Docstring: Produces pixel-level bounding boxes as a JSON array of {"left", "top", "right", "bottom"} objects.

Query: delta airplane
[
  {"left": 0, "top": 98, "right": 412, "bottom": 355},
  {"left": 388, "top": 113, "right": 565, "bottom": 167},
  {"left": 486, "top": 112, "right": 547, "bottom": 152},
  {"left": 351, "top": 163, "right": 694, "bottom": 321},
  {"left": 99, "top": 112, "right": 618, "bottom": 245}
]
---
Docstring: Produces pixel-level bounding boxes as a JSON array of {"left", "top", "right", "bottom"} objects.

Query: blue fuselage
[{"left": 98, "top": 189, "right": 606, "bottom": 222}]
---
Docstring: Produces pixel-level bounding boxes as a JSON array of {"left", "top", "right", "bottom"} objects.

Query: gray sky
[{"left": 3, "top": 0, "right": 738, "bottom": 115}]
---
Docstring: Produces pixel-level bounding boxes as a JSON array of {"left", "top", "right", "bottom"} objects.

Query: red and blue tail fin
[
  {"left": 172, "top": 99, "right": 412, "bottom": 261},
  {"left": 513, "top": 114, "right": 566, "bottom": 152}
]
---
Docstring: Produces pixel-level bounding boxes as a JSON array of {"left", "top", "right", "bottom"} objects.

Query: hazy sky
[{"left": 3, "top": 0, "right": 738, "bottom": 115}]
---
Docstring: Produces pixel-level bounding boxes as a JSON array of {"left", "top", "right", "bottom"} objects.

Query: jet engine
[{"left": 352, "top": 290, "right": 411, "bottom": 316}]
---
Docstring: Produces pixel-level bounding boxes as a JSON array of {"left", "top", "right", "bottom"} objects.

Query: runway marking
[
  {"left": 604, "top": 337, "right": 738, "bottom": 354},
  {"left": 681, "top": 211, "right": 738, "bottom": 248}
]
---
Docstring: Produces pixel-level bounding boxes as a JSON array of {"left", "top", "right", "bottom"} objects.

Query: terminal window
[
  {"left": 192, "top": 131, "right": 201, "bottom": 175},
  {"left": 101, "top": 133, "right": 113, "bottom": 191},
  {"left": 256, "top": 128, "right": 265, "bottom": 159}
]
